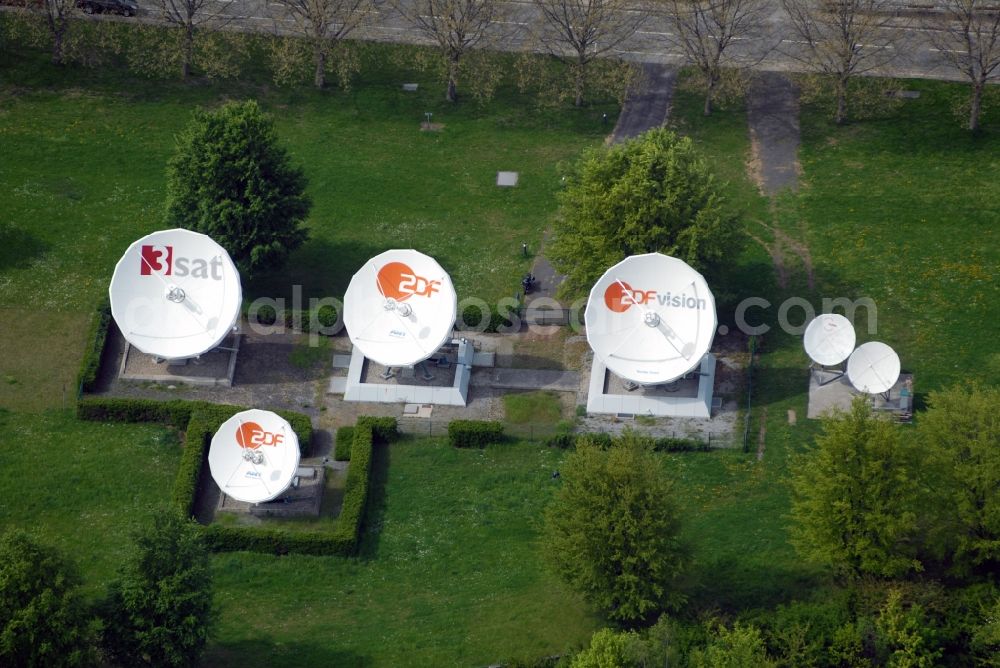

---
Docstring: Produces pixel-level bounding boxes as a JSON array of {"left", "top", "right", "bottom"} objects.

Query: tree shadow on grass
[
  {"left": 0, "top": 224, "right": 47, "bottom": 272},
  {"left": 207, "top": 637, "right": 372, "bottom": 667},
  {"left": 684, "top": 555, "right": 822, "bottom": 616},
  {"left": 247, "top": 238, "right": 384, "bottom": 305}
]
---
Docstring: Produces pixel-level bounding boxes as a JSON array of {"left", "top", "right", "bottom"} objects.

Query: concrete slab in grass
[{"left": 497, "top": 171, "right": 518, "bottom": 187}]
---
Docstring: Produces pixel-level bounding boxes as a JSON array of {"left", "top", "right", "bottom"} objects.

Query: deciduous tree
[
  {"left": 789, "top": 398, "right": 924, "bottom": 578},
  {"left": 0, "top": 530, "right": 96, "bottom": 668},
  {"left": 920, "top": 384, "right": 1000, "bottom": 572},
  {"left": 922, "top": 0, "right": 1000, "bottom": 130},
  {"left": 780, "top": 0, "right": 906, "bottom": 123},
  {"left": 391, "top": 0, "right": 507, "bottom": 102},
  {"left": 269, "top": 0, "right": 372, "bottom": 89},
  {"left": 164, "top": 100, "right": 311, "bottom": 278},
  {"left": 531, "top": 0, "right": 647, "bottom": 106},
  {"left": 101, "top": 512, "right": 214, "bottom": 668},
  {"left": 547, "top": 127, "right": 743, "bottom": 299},
  {"left": 663, "top": 0, "right": 772, "bottom": 115},
  {"left": 542, "top": 433, "right": 687, "bottom": 623}
]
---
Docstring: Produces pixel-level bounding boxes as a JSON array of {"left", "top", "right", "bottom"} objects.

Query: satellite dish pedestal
[
  {"left": 584, "top": 254, "right": 719, "bottom": 418},
  {"left": 810, "top": 362, "right": 846, "bottom": 386},
  {"left": 339, "top": 249, "right": 472, "bottom": 406}
]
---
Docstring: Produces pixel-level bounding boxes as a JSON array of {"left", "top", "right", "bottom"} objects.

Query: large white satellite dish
[
  {"left": 343, "top": 249, "right": 457, "bottom": 368},
  {"left": 109, "top": 229, "right": 241, "bottom": 361},
  {"left": 847, "top": 341, "right": 901, "bottom": 395},
  {"left": 208, "top": 409, "right": 300, "bottom": 504},
  {"left": 585, "top": 253, "right": 717, "bottom": 385},
  {"left": 804, "top": 314, "right": 856, "bottom": 366}
]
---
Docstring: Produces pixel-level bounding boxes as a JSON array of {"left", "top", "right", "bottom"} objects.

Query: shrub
[
  {"left": 544, "top": 433, "right": 577, "bottom": 449},
  {"left": 335, "top": 426, "right": 355, "bottom": 461},
  {"left": 75, "top": 299, "right": 112, "bottom": 396},
  {"left": 448, "top": 420, "right": 504, "bottom": 448},
  {"left": 652, "top": 437, "right": 710, "bottom": 452},
  {"left": 460, "top": 303, "right": 516, "bottom": 333}
]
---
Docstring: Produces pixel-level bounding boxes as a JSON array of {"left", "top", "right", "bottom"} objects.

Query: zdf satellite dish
[
  {"left": 343, "top": 249, "right": 457, "bottom": 367},
  {"left": 847, "top": 341, "right": 900, "bottom": 396},
  {"left": 209, "top": 409, "right": 300, "bottom": 504},
  {"left": 109, "top": 229, "right": 242, "bottom": 360},
  {"left": 585, "top": 253, "right": 717, "bottom": 385},
  {"left": 804, "top": 313, "right": 856, "bottom": 366}
]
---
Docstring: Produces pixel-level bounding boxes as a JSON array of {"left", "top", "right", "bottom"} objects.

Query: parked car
[{"left": 76, "top": 0, "right": 137, "bottom": 15}]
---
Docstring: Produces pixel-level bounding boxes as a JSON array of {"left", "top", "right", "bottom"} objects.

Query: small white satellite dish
[
  {"left": 847, "top": 341, "right": 901, "bottom": 395},
  {"left": 208, "top": 409, "right": 300, "bottom": 504},
  {"left": 585, "top": 253, "right": 717, "bottom": 385},
  {"left": 343, "top": 249, "right": 457, "bottom": 368},
  {"left": 804, "top": 314, "right": 856, "bottom": 367},
  {"left": 108, "top": 229, "right": 241, "bottom": 361}
]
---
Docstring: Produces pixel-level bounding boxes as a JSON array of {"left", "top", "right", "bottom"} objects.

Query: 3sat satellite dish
[
  {"left": 108, "top": 229, "right": 241, "bottom": 360},
  {"left": 343, "top": 249, "right": 457, "bottom": 367},
  {"left": 208, "top": 409, "right": 300, "bottom": 504},
  {"left": 585, "top": 253, "right": 717, "bottom": 385},
  {"left": 847, "top": 342, "right": 900, "bottom": 395},
  {"left": 803, "top": 314, "right": 856, "bottom": 366}
]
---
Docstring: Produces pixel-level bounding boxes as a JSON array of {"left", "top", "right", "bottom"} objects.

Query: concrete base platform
[
  {"left": 216, "top": 465, "right": 325, "bottom": 518},
  {"left": 337, "top": 338, "right": 475, "bottom": 406},
  {"left": 119, "top": 331, "right": 240, "bottom": 387},
  {"left": 586, "top": 354, "right": 716, "bottom": 418},
  {"left": 807, "top": 370, "right": 914, "bottom": 419}
]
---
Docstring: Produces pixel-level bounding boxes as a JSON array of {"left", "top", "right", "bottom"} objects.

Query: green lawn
[
  {"left": 0, "top": 40, "right": 616, "bottom": 410},
  {"left": 2, "top": 35, "right": 1000, "bottom": 666},
  {"left": 206, "top": 439, "right": 598, "bottom": 667},
  {"left": 503, "top": 390, "right": 565, "bottom": 424},
  {"left": 0, "top": 410, "right": 181, "bottom": 596}
]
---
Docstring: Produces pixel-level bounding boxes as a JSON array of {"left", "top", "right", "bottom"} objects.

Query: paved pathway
[
  {"left": 527, "top": 63, "right": 677, "bottom": 308},
  {"left": 470, "top": 368, "right": 580, "bottom": 392},
  {"left": 611, "top": 63, "right": 677, "bottom": 144},
  {"left": 747, "top": 71, "right": 800, "bottom": 194}
]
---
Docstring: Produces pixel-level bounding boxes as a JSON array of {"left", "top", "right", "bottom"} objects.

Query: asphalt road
[{"left": 17, "top": 0, "right": 975, "bottom": 84}]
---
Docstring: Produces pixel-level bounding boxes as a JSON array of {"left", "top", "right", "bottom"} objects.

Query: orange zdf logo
[
  {"left": 236, "top": 422, "right": 284, "bottom": 449},
  {"left": 377, "top": 261, "right": 440, "bottom": 300},
  {"left": 604, "top": 281, "right": 707, "bottom": 313}
]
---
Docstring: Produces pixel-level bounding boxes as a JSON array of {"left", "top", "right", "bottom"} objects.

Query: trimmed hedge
[
  {"left": 448, "top": 420, "right": 504, "bottom": 448},
  {"left": 357, "top": 415, "right": 398, "bottom": 442},
  {"left": 335, "top": 422, "right": 375, "bottom": 548},
  {"left": 77, "top": 397, "right": 197, "bottom": 427},
  {"left": 334, "top": 426, "right": 355, "bottom": 461},
  {"left": 201, "top": 524, "right": 355, "bottom": 556},
  {"left": 542, "top": 432, "right": 709, "bottom": 452},
  {"left": 460, "top": 303, "right": 516, "bottom": 333},
  {"left": 75, "top": 300, "right": 112, "bottom": 396}
]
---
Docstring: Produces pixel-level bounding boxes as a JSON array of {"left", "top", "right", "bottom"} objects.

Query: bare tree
[
  {"left": 781, "top": 0, "right": 906, "bottom": 123},
  {"left": 156, "top": 0, "right": 236, "bottom": 77},
  {"left": 924, "top": 0, "right": 1000, "bottom": 131},
  {"left": 270, "top": 0, "right": 373, "bottom": 89},
  {"left": 41, "top": 0, "right": 79, "bottom": 64},
  {"left": 392, "top": 0, "right": 506, "bottom": 102},
  {"left": 532, "top": 0, "right": 648, "bottom": 106},
  {"left": 664, "top": 0, "right": 773, "bottom": 115}
]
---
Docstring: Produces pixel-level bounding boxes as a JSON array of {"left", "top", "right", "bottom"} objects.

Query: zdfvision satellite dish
[
  {"left": 208, "top": 409, "right": 300, "bottom": 504},
  {"left": 343, "top": 249, "right": 457, "bottom": 368},
  {"left": 585, "top": 253, "right": 717, "bottom": 385},
  {"left": 847, "top": 341, "right": 901, "bottom": 397},
  {"left": 109, "top": 229, "right": 241, "bottom": 361}
]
